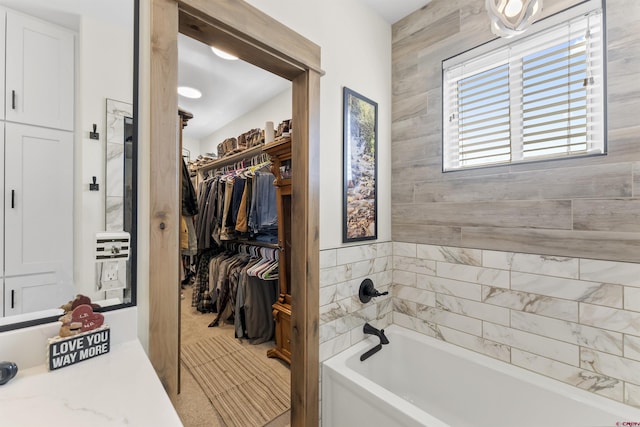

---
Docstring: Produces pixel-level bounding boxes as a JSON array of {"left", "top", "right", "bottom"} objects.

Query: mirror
[{"left": 0, "top": 0, "right": 138, "bottom": 331}]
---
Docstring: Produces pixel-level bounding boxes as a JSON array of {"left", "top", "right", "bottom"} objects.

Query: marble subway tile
[
  {"left": 483, "top": 251, "right": 579, "bottom": 279},
  {"left": 393, "top": 297, "right": 418, "bottom": 317},
  {"left": 319, "top": 321, "right": 337, "bottom": 343},
  {"left": 319, "top": 249, "right": 337, "bottom": 269},
  {"left": 320, "top": 333, "right": 350, "bottom": 362},
  {"left": 394, "top": 285, "right": 436, "bottom": 307},
  {"left": 416, "top": 244, "right": 482, "bottom": 266},
  {"left": 351, "top": 259, "right": 376, "bottom": 279},
  {"left": 393, "top": 242, "right": 417, "bottom": 257},
  {"left": 437, "top": 262, "right": 509, "bottom": 288},
  {"left": 394, "top": 256, "right": 437, "bottom": 275},
  {"left": 624, "top": 335, "right": 640, "bottom": 362},
  {"left": 436, "top": 294, "right": 510, "bottom": 326},
  {"left": 625, "top": 383, "right": 640, "bottom": 408},
  {"left": 417, "top": 274, "right": 482, "bottom": 301},
  {"left": 320, "top": 300, "right": 350, "bottom": 323},
  {"left": 580, "top": 303, "right": 640, "bottom": 336},
  {"left": 319, "top": 285, "right": 337, "bottom": 306},
  {"left": 511, "top": 349, "right": 623, "bottom": 401},
  {"left": 580, "top": 259, "right": 640, "bottom": 287},
  {"left": 336, "top": 244, "right": 377, "bottom": 265},
  {"left": 377, "top": 297, "right": 393, "bottom": 317},
  {"left": 393, "top": 312, "right": 441, "bottom": 339},
  {"left": 106, "top": 197, "right": 124, "bottom": 231},
  {"left": 483, "top": 287, "right": 578, "bottom": 322},
  {"left": 416, "top": 304, "right": 482, "bottom": 336},
  {"left": 438, "top": 325, "right": 510, "bottom": 362},
  {"left": 510, "top": 311, "right": 623, "bottom": 356},
  {"left": 373, "top": 256, "right": 391, "bottom": 273},
  {"left": 393, "top": 270, "right": 417, "bottom": 287},
  {"left": 350, "top": 324, "right": 365, "bottom": 344},
  {"left": 376, "top": 270, "right": 393, "bottom": 287},
  {"left": 511, "top": 272, "right": 623, "bottom": 308},
  {"left": 336, "top": 279, "right": 358, "bottom": 301},
  {"left": 483, "top": 322, "right": 579, "bottom": 366},
  {"left": 581, "top": 348, "right": 640, "bottom": 386},
  {"left": 375, "top": 242, "right": 393, "bottom": 257},
  {"left": 320, "top": 264, "right": 352, "bottom": 287},
  {"left": 625, "top": 287, "right": 640, "bottom": 312}
]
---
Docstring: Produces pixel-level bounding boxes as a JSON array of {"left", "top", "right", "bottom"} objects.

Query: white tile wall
[
  {"left": 318, "top": 242, "right": 393, "bottom": 362},
  {"left": 319, "top": 241, "right": 640, "bottom": 409},
  {"left": 391, "top": 243, "right": 640, "bottom": 408}
]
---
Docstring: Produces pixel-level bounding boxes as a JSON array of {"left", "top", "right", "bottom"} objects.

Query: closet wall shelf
[{"left": 195, "top": 145, "right": 266, "bottom": 176}]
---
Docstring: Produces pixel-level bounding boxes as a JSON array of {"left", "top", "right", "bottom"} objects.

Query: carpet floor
[{"left": 174, "top": 286, "right": 291, "bottom": 427}]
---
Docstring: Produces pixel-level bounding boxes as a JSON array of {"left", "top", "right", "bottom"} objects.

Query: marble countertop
[{"left": 0, "top": 339, "right": 183, "bottom": 427}]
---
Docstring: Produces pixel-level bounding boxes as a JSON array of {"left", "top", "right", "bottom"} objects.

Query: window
[{"left": 442, "top": 1, "right": 604, "bottom": 171}]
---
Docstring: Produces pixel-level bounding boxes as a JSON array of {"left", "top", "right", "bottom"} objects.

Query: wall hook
[
  {"left": 89, "top": 176, "right": 99, "bottom": 191},
  {"left": 89, "top": 123, "right": 99, "bottom": 140}
]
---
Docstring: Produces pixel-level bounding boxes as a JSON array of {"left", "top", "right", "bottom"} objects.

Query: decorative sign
[{"left": 48, "top": 327, "right": 110, "bottom": 371}]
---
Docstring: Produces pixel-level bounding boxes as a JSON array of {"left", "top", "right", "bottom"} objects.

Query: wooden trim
[
  {"left": 178, "top": 0, "right": 321, "bottom": 76},
  {"left": 149, "top": 0, "right": 321, "bottom": 424},
  {"left": 149, "top": 0, "right": 180, "bottom": 399},
  {"left": 290, "top": 70, "right": 321, "bottom": 427}
]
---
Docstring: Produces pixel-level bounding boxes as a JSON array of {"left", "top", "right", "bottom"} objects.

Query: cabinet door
[
  {"left": 4, "top": 123, "right": 73, "bottom": 280},
  {"left": 5, "top": 10, "right": 74, "bottom": 131},
  {"left": 4, "top": 273, "right": 71, "bottom": 316}
]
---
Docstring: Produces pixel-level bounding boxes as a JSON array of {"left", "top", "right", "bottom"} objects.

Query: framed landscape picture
[{"left": 343, "top": 87, "right": 378, "bottom": 243}]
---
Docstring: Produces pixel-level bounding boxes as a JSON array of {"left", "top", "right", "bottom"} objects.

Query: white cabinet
[
  {"left": 4, "top": 9, "right": 74, "bottom": 131},
  {"left": 0, "top": 9, "right": 75, "bottom": 317},
  {"left": 4, "top": 273, "right": 73, "bottom": 317},
  {"left": 4, "top": 123, "right": 73, "bottom": 279}
]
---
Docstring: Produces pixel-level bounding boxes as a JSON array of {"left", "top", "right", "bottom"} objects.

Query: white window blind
[{"left": 443, "top": 3, "right": 604, "bottom": 171}]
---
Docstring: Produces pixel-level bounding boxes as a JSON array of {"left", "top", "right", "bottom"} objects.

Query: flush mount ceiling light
[
  {"left": 210, "top": 46, "right": 238, "bottom": 61},
  {"left": 177, "top": 86, "right": 202, "bottom": 99},
  {"left": 486, "top": 0, "right": 543, "bottom": 38}
]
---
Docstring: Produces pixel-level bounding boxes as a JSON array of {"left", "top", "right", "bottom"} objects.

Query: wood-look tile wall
[{"left": 391, "top": 0, "right": 640, "bottom": 263}]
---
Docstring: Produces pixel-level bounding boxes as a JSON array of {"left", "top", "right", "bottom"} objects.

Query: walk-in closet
[{"left": 174, "top": 32, "right": 293, "bottom": 427}]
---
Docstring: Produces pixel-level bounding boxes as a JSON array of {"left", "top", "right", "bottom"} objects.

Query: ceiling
[{"left": 179, "top": 0, "right": 431, "bottom": 142}]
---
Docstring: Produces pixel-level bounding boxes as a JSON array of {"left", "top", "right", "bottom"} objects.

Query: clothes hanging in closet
[{"left": 195, "top": 164, "right": 278, "bottom": 250}]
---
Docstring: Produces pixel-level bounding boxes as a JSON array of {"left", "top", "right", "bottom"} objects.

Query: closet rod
[
  {"left": 223, "top": 239, "right": 279, "bottom": 249},
  {"left": 196, "top": 145, "right": 267, "bottom": 174}
]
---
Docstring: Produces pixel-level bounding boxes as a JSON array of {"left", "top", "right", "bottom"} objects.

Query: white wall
[
  {"left": 245, "top": 0, "right": 392, "bottom": 250},
  {"left": 75, "top": 15, "right": 133, "bottom": 300},
  {"left": 199, "top": 87, "right": 292, "bottom": 155}
]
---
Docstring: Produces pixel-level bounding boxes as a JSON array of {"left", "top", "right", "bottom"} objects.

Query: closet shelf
[{"left": 195, "top": 145, "right": 266, "bottom": 174}]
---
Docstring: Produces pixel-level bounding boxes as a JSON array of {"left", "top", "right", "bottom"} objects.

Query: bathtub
[{"left": 322, "top": 325, "right": 640, "bottom": 427}]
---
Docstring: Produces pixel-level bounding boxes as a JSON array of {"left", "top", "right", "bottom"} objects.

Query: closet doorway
[{"left": 148, "top": 1, "right": 321, "bottom": 426}]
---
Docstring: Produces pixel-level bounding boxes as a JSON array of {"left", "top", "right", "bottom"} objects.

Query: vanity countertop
[{"left": 0, "top": 339, "right": 183, "bottom": 427}]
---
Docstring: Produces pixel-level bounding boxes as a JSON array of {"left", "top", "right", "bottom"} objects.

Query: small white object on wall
[{"left": 95, "top": 231, "right": 130, "bottom": 291}]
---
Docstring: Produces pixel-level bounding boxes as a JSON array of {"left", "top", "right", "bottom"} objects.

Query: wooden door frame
[{"left": 149, "top": 1, "right": 321, "bottom": 425}]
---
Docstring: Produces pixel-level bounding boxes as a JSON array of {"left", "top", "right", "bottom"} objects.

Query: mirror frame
[{"left": 0, "top": 0, "right": 139, "bottom": 333}]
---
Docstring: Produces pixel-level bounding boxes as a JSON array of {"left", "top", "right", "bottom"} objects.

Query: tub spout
[{"left": 363, "top": 323, "right": 389, "bottom": 345}]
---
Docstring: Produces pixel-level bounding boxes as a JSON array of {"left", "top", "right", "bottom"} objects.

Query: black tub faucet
[
  {"left": 360, "top": 323, "right": 390, "bottom": 361},
  {"left": 363, "top": 322, "right": 389, "bottom": 345}
]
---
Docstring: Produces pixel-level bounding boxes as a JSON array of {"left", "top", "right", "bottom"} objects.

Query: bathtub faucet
[
  {"left": 363, "top": 323, "right": 389, "bottom": 345},
  {"left": 360, "top": 323, "right": 389, "bottom": 362}
]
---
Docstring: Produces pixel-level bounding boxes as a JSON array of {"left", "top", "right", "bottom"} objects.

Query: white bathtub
[{"left": 322, "top": 325, "right": 640, "bottom": 427}]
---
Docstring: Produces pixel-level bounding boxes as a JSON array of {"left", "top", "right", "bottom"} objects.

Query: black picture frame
[{"left": 342, "top": 87, "right": 378, "bottom": 243}]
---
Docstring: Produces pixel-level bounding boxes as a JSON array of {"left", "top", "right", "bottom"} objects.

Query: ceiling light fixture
[
  {"left": 486, "top": 0, "right": 543, "bottom": 38},
  {"left": 211, "top": 46, "right": 238, "bottom": 61},
  {"left": 177, "top": 86, "right": 202, "bottom": 99}
]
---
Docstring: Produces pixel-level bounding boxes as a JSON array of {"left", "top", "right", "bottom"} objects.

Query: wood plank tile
[
  {"left": 393, "top": 201, "right": 572, "bottom": 229},
  {"left": 574, "top": 199, "right": 640, "bottom": 232},
  {"left": 392, "top": 224, "right": 461, "bottom": 247},
  {"left": 461, "top": 227, "right": 640, "bottom": 263}
]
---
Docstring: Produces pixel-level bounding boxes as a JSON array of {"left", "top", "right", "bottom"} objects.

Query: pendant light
[{"left": 486, "top": 0, "right": 543, "bottom": 38}]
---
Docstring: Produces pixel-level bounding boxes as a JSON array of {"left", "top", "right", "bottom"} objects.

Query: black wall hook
[
  {"left": 89, "top": 123, "right": 99, "bottom": 140},
  {"left": 89, "top": 176, "right": 99, "bottom": 191}
]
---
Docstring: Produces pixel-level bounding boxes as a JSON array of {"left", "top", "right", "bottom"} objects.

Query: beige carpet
[{"left": 182, "top": 334, "right": 290, "bottom": 427}]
